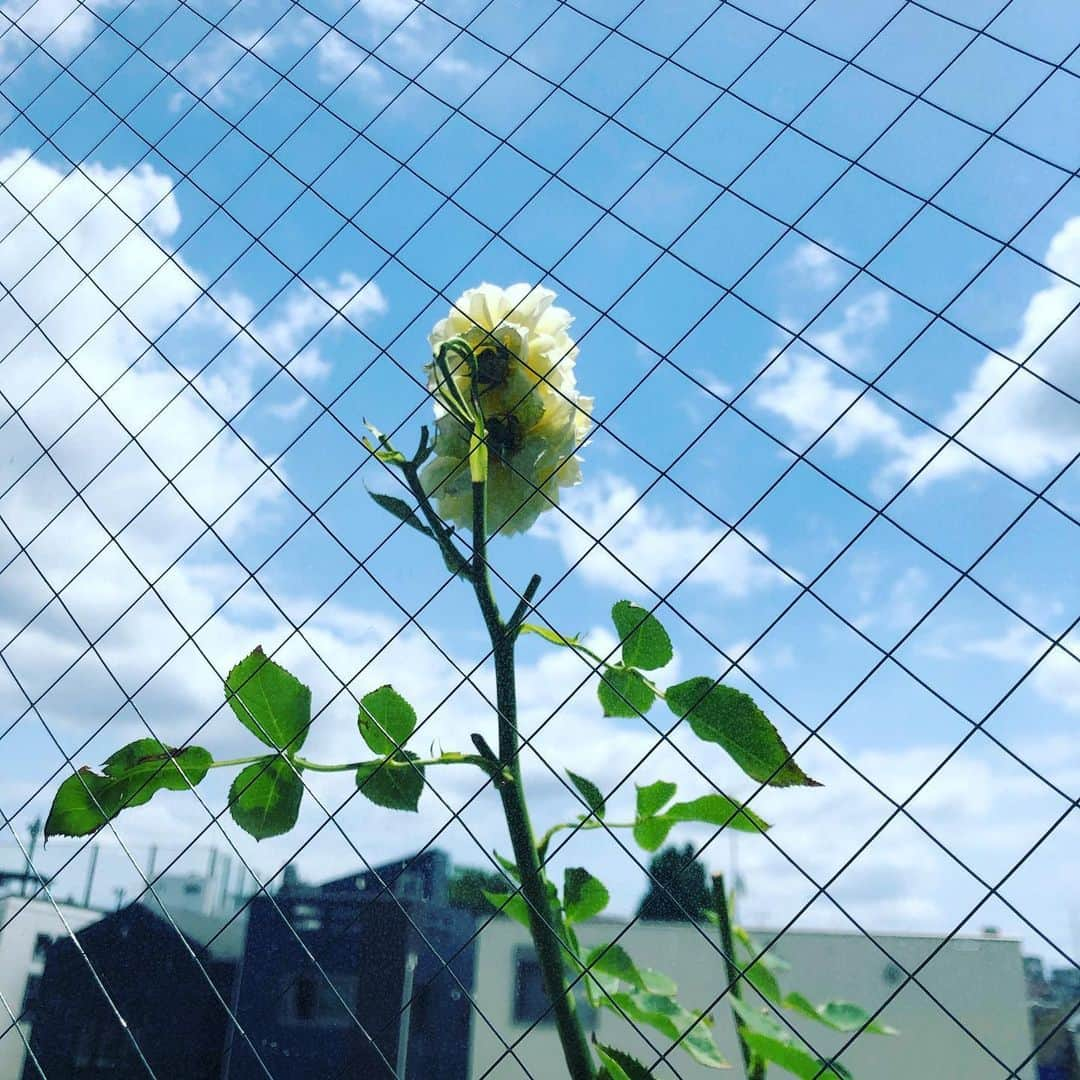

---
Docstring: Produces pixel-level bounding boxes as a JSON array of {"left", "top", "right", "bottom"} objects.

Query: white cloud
[
  {"left": 537, "top": 473, "right": 785, "bottom": 599},
  {"left": 905, "top": 217, "right": 1080, "bottom": 485},
  {"left": 963, "top": 626, "right": 1080, "bottom": 715},
  {"left": 788, "top": 241, "right": 844, "bottom": 291},
  {"left": 0, "top": 0, "right": 118, "bottom": 72},
  {"left": 0, "top": 148, "right": 388, "bottom": 771},
  {"left": 757, "top": 217, "right": 1080, "bottom": 492},
  {"left": 251, "top": 271, "right": 387, "bottom": 386}
]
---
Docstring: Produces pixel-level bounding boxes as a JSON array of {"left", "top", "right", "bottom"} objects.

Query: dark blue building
[
  {"left": 26, "top": 851, "right": 478, "bottom": 1079},
  {"left": 23, "top": 901, "right": 241, "bottom": 1079},
  {"left": 225, "top": 850, "right": 477, "bottom": 1079}
]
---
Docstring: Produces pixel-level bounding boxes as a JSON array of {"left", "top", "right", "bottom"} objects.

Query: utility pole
[
  {"left": 21, "top": 818, "right": 41, "bottom": 897},
  {"left": 83, "top": 845, "right": 99, "bottom": 908}
]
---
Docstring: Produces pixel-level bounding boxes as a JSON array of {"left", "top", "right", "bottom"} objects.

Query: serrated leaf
[
  {"left": 606, "top": 991, "right": 727, "bottom": 1069},
  {"left": 595, "top": 1044, "right": 653, "bottom": 1080},
  {"left": 611, "top": 600, "right": 673, "bottom": 670},
  {"left": 586, "top": 942, "right": 643, "bottom": 989},
  {"left": 367, "top": 490, "right": 432, "bottom": 535},
  {"left": 598, "top": 666, "right": 655, "bottom": 718},
  {"left": 783, "top": 993, "right": 897, "bottom": 1035},
  {"left": 742, "top": 1031, "right": 851, "bottom": 1079},
  {"left": 229, "top": 757, "right": 303, "bottom": 840},
  {"left": 564, "top": 868, "right": 609, "bottom": 924},
  {"left": 45, "top": 743, "right": 213, "bottom": 840},
  {"left": 482, "top": 889, "right": 531, "bottom": 928},
  {"left": 636, "top": 780, "right": 677, "bottom": 818},
  {"left": 582, "top": 943, "right": 679, "bottom": 1004},
  {"left": 664, "top": 793, "right": 770, "bottom": 834},
  {"left": 355, "top": 752, "right": 424, "bottom": 812},
  {"left": 567, "top": 770, "right": 605, "bottom": 820},
  {"left": 225, "top": 648, "right": 312, "bottom": 752},
  {"left": 358, "top": 685, "right": 417, "bottom": 756},
  {"left": 667, "top": 678, "right": 818, "bottom": 787},
  {"left": 632, "top": 816, "right": 675, "bottom": 852}
]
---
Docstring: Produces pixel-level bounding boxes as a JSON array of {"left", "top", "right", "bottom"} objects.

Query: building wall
[
  {"left": 226, "top": 887, "right": 477, "bottom": 1080},
  {"left": 470, "top": 919, "right": 1037, "bottom": 1080},
  {"left": 24, "top": 904, "right": 234, "bottom": 1080},
  {"left": 0, "top": 895, "right": 99, "bottom": 1080}
]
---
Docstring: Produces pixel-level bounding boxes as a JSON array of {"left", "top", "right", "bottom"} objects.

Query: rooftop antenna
[{"left": 21, "top": 817, "right": 41, "bottom": 897}]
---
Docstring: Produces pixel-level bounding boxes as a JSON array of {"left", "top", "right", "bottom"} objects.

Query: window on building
[
  {"left": 281, "top": 971, "right": 359, "bottom": 1027},
  {"left": 73, "top": 1019, "right": 127, "bottom": 1069},
  {"left": 512, "top": 948, "right": 596, "bottom": 1029},
  {"left": 20, "top": 975, "right": 41, "bottom": 1024},
  {"left": 32, "top": 933, "right": 52, "bottom": 962}
]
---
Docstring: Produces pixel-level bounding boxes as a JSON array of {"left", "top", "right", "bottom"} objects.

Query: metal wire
[{"left": 1, "top": 0, "right": 1077, "bottom": 1077}]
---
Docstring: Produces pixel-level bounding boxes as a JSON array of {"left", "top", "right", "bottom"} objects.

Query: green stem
[
  {"left": 518, "top": 623, "right": 665, "bottom": 699},
  {"left": 471, "top": 481, "right": 596, "bottom": 1080},
  {"left": 536, "top": 818, "right": 636, "bottom": 858},
  {"left": 713, "top": 873, "right": 764, "bottom": 1080},
  {"left": 402, "top": 459, "right": 472, "bottom": 580},
  {"left": 208, "top": 753, "right": 488, "bottom": 773}
]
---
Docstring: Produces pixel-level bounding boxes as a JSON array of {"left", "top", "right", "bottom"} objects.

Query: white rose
[{"left": 420, "top": 283, "right": 593, "bottom": 536}]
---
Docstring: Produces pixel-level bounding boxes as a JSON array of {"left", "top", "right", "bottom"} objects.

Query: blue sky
[{"left": 0, "top": 0, "right": 1078, "bottom": 1032}]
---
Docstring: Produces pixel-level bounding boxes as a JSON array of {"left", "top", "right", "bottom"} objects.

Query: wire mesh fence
[{"left": 0, "top": 0, "right": 1077, "bottom": 1077}]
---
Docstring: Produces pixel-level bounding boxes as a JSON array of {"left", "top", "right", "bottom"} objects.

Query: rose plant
[{"left": 45, "top": 284, "right": 891, "bottom": 1078}]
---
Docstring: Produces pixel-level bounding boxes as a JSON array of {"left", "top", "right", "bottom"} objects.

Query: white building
[
  {"left": 469, "top": 918, "right": 1036, "bottom": 1079},
  {"left": 0, "top": 891, "right": 100, "bottom": 1080}
]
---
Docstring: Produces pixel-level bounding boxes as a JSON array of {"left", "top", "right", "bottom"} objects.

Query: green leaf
[
  {"left": 482, "top": 890, "right": 531, "bottom": 928},
  {"left": 595, "top": 1044, "right": 654, "bottom": 1080},
  {"left": 583, "top": 943, "right": 678, "bottom": 998},
  {"left": 355, "top": 752, "right": 424, "bottom": 812},
  {"left": 45, "top": 742, "right": 213, "bottom": 840},
  {"left": 567, "top": 770, "right": 606, "bottom": 820},
  {"left": 783, "top": 993, "right": 897, "bottom": 1036},
  {"left": 742, "top": 1031, "right": 851, "bottom": 1080},
  {"left": 636, "top": 780, "right": 677, "bottom": 818},
  {"left": 611, "top": 600, "right": 673, "bottom": 671},
  {"left": 598, "top": 666, "right": 655, "bottom": 718},
  {"left": 367, "top": 490, "right": 432, "bottom": 536},
  {"left": 493, "top": 851, "right": 521, "bottom": 882},
  {"left": 743, "top": 955, "right": 784, "bottom": 1005},
  {"left": 225, "top": 647, "right": 312, "bottom": 752},
  {"left": 229, "top": 756, "right": 303, "bottom": 840},
  {"left": 606, "top": 991, "right": 727, "bottom": 1069},
  {"left": 666, "top": 678, "right": 818, "bottom": 787},
  {"left": 633, "top": 816, "right": 676, "bottom": 852},
  {"left": 358, "top": 685, "right": 417, "bottom": 756},
  {"left": 639, "top": 969, "right": 678, "bottom": 997},
  {"left": 564, "top": 868, "right": 609, "bottom": 924},
  {"left": 664, "top": 793, "right": 770, "bottom": 834},
  {"left": 586, "top": 942, "right": 642, "bottom": 989}
]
